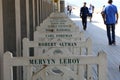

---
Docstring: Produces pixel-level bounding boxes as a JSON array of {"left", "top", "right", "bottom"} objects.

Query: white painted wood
[
  {"left": 3, "top": 51, "right": 107, "bottom": 80},
  {"left": 34, "top": 31, "right": 84, "bottom": 41},
  {"left": 42, "top": 19, "right": 75, "bottom": 25},
  {"left": 15, "top": 1, "right": 23, "bottom": 80},
  {"left": 36, "top": 24, "right": 80, "bottom": 33},
  {"left": 23, "top": 38, "right": 30, "bottom": 80},
  {"left": 23, "top": 37, "right": 92, "bottom": 56},
  {"left": 23, "top": 38, "right": 30, "bottom": 57},
  {"left": 26, "top": 11, "right": 93, "bottom": 80},
  {"left": 98, "top": 51, "right": 107, "bottom": 80},
  {"left": 3, "top": 52, "right": 13, "bottom": 80},
  {"left": 49, "top": 12, "right": 68, "bottom": 18},
  {"left": 27, "top": 66, "right": 32, "bottom": 80}
]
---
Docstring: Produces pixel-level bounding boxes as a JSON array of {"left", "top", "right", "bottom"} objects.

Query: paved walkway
[{"left": 68, "top": 10, "right": 120, "bottom": 80}]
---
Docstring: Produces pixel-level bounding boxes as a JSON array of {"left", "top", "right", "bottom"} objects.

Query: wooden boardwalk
[{"left": 69, "top": 12, "right": 120, "bottom": 80}]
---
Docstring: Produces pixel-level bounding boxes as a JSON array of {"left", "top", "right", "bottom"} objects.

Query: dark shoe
[
  {"left": 83, "top": 27, "right": 86, "bottom": 31},
  {"left": 119, "top": 65, "right": 120, "bottom": 71},
  {"left": 108, "top": 43, "right": 112, "bottom": 45},
  {"left": 112, "top": 42, "right": 116, "bottom": 45},
  {"left": 83, "top": 28, "right": 86, "bottom": 31},
  {"left": 108, "top": 41, "right": 112, "bottom": 45}
]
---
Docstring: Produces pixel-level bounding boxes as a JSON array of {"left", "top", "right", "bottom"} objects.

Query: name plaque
[
  {"left": 45, "top": 34, "right": 72, "bottom": 38},
  {"left": 29, "top": 57, "right": 80, "bottom": 65},
  {"left": 38, "top": 42, "right": 77, "bottom": 47},
  {"left": 48, "top": 24, "right": 71, "bottom": 28}
]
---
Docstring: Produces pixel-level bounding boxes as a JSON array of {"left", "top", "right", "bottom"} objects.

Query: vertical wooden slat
[
  {"left": 39, "top": 0, "right": 42, "bottom": 23},
  {"left": 23, "top": 38, "right": 30, "bottom": 80},
  {"left": 15, "top": 1, "right": 22, "bottom": 80},
  {"left": 3, "top": 52, "right": 13, "bottom": 80},
  {"left": 32, "top": 0, "right": 35, "bottom": 31},
  {"left": 15, "top": 0, "right": 21, "bottom": 57},
  {"left": 26, "top": 0, "right": 30, "bottom": 38},
  {"left": 37, "top": 0, "right": 39, "bottom": 26},
  {"left": 98, "top": 52, "right": 107, "bottom": 80},
  {"left": 0, "top": 0, "right": 4, "bottom": 79}
]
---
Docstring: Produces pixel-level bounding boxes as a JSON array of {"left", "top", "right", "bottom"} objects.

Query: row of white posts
[{"left": 3, "top": 12, "right": 107, "bottom": 80}]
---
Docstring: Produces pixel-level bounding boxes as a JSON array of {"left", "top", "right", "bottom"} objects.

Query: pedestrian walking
[
  {"left": 67, "top": 5, "right": 72, "bottom": 15},
  {"left": 67, "top": 5, "right": 70, "bottom": 15},
  {"left": 101, "top": 5, "right": 105, "bottom": 14},
  {"left": 69, "top": 6, "right": 72, "bottom": 15},
  {"left": 102, "top": 0, "right": 118, "bottom": 45},
  {"left": 80, "top": 2, "right": 89, "bottom": 30},
  {"left": 88, "top": 4, "right": 94, "bottom": 22}
]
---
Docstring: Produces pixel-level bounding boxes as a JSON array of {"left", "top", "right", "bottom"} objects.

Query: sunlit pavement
[
  {"left": 67, "top": 8, "right": 120, "bottom": 80},
  {"left": 67, "top": 8, "right": 120, "bottom": 46},
  {"left": 70, "top": 8, "right": 120, "bottom": 37}
]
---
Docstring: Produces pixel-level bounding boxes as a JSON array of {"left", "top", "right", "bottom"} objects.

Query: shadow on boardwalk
[{"left": 68, "top": 12, "right": 120, "bottom": 80}]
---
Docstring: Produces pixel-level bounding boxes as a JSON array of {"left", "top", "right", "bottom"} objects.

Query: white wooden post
[
  {"left": 77, "top": 65, "right": 84, "bottom": 80},
  {"left": 86, "top": 38, "right": 93, "bottom": 80},
  {"left": 23, "top": 38, "right": 30, "bottom": 57},
  {"left": 98, "top": 51, "right": 107, "bottom": 80},
  {"left": 34, "top": 31, "right": 44, "bottom": 56},
  {"left": 23, "top": 38, "right": 30, "bottom": 80},
  {"left": 27, "top": 65, "right": 33, "bottom": 80},
  {"left": 3, "top": 52, "right": 13, "bottom": 80},
  {"left": 86, "top": 38, "right": 92, "bottom": 55},
  {"left": 3, "top": 51, "right": 107, "bottom": 80}
]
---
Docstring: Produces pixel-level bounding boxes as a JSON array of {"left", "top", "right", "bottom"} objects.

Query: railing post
[
  {"left": 3, "top": 52, "right": 13, "bottom": 80},
  {"left": 27, "top": 65, "right": 33, "bottom": 80},
  {"left": 98, "top": 51, "right": 107, "bottom": 80},
  {"left": 23, "top": 38, "right": 30, "bottom": 80},
  {"left": 23, "top": 38, "right": 30, "bottom": 57}
]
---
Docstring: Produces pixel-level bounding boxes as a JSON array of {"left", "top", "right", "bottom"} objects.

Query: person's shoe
[
  {"left": 83, "top": 27, "right": 86, "bottom": 31},
  {"left": 119, "top": 65, "right": 120, "bottom": 71},
  {"left": 112, "top": 42, "right": 116, "bottom": 45},
  {"left": 83, "top": 28, "right": 86, "bottom": 31},
  {"left": 109, "top": 43, "right": 112, "bottom": 45},
  {"left": 108, "top": 42, "right": 112, "bottom": 45}
]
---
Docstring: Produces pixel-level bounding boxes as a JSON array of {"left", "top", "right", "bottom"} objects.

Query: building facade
[{"left": 0, "top": 0, "right": 65, "bottom": 80}]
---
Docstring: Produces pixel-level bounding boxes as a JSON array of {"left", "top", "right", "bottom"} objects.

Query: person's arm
[
  {"left": 101, "top": 10, "right": 106, "bottom": 24},
  {"left": 102, "top": 13, "right": 105, "bottom": 20},
  {"left": 91, "top": 6, "right": 94, "bottom": 13},
  {"left": 80, "top": 7, "right": 82, "bottom": 18},
  {"left": 116, "top": 12, "right": 119, "bottom": 24},
  {"left": 87, "top": 7, "right": 89, "bottom": 15}
]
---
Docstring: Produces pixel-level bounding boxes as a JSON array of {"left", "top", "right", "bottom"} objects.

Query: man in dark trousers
[
  {"left": 102, "top": 0, "right": 118, "bottom": 45},
  {"left": 80, "top": 2, "right": 89, "bottom": 30}
]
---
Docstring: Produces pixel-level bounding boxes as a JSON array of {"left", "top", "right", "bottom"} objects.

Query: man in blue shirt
[
  {"left": 102, "top": 0, "right": 118, "bottom": 45},
  {"left": 80, "top": 2, "right": 89, "bottom": 30}
]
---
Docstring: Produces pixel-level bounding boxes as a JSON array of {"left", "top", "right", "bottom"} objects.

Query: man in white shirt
[{"left": 88, "top": 4, "right": 94, "bottom": 22}]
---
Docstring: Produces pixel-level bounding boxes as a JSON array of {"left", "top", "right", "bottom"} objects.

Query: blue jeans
[{"left": 106, "top": 24, "right": 115, "bottom": 44}]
